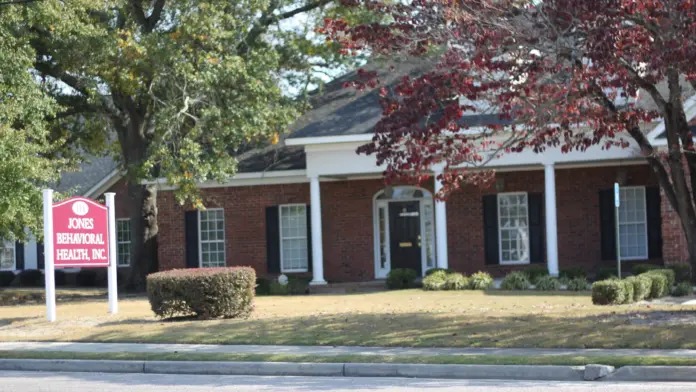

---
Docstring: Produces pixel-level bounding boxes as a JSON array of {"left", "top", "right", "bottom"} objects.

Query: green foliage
[
  {"left": 592, "top": 279, "right": 627, "bottom": 305},
  {"left": 255, "top": 278, "right": 271, "bottom": 296},
  {"left": 566, "top": 277, "right": 589, "bottom": 291},
  {"left": 0, "top": 271, "right": 15, "bottom": 287},
  {"left": 444, "top": 273, "right": 469, "bottom": 291},
  {"left": 641, "top": 272, "right": 669, "bottom": 299},
  {"left": 632, "top": 264, "right": 661, "bottom": 276},
  {"left": 76, "top": 270, "right": 98, "bottom": 287},
  {"left": 425, "top": 268, "right": 455, "bottom": 276},
  {"left": 534, "top": 276, "right": 561, "bottom": 291},
  {"left": 146, "top": 267, "right": 256, "bottom": 319},
  {"left": 673, "top": 282, "right": 693, "bottom": 297},
  {"left": 386, "top": 268, "right": 418, "bottom": 290},
  {"left": 621, "top": 279, "right": 635, "bottom": 304},
  {"left": 18, "top": 270, "right": 43, "bottom": 287},
  {"left": 560, "top": 267, "right": 586, "bottom": 280},
  {"left": 597, "top": 266, "right": 618, "bottom": 281},
  {"left": 469, "top": 271, "right": 494, "bottom": 290},
  {"left": 644, "top": 269, "right": 675, "bottom": 289},
  {"left": 54, "top": 270, "right": 67, "bottom": 287},
  {"left": 422, "top": 270, "right": 447, "bottom": 291},
  {"left": 625, "top": 275, "right": 652, "bottom": 301},
  {"left": 524, "top": 266, "right": 548, "bottom": 284},
  {"left": 500, "top": 271, "right": 530, "bottom": 290},
  {"left": 269, "top": 282, "right": 290, "bottom": 295},
  {"left": 668, "top": 264, "right": 692, "bottom": 283}
]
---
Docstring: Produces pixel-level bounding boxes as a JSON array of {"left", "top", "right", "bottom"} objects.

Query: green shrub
[
  {"left": 268, "top": 281, "right": 289, "bottom": 295},
  {"left": 592, "top": 279, "right": 627, "bottom": 305},
  {"left": 673, "top": 282, "right": 693, "bottom": 297},
  {"left": 76, "top": 270, "right": 98, "bottom": 287},
  {"left": 632, "top": 264, "right": 660, "bottom": 276},
  {"left": 147, "top": 267, "right": 256, "bottom": 319},
  {"left": 524, "top": 266, "right": 548, "bottom": 284},
  {"left": 560, "top": 267, "right": 586, "bottom": 280},
  {"left": 444, "top": 273, "right": 469, "bottom": 290},
  {"left": 0, "top": 271, "right": 15, "bottom": 287},
  {"left": 422, "top": 271, "right": 447, "bottom": 291},
  {"left": 534, "top": 276, "right": 560, "bottom": 291},
  {"left": 625, "top": 275, "right": 652, "bottom": 301},
  {"left": 668, "top": 264, "right": 692, "bottom": 283},
  {"left": 645, "top": 269, "right": 675, "bottom": 289},
  {"left": 621, "top": 279, "right": 635, "bottom": 304},
  {"left": 386, "top": 268, "right": 418, "bottom": 290},
  {"left": 255, "top": 278, "right": 271, "bottom": 295},
  {"left": 18, "top": 270, "right": 43, "bottom": 286},
  {"left": 469, "top": 271, "right": 494, "bottom": 290},
  {"left": 641, "top": 272, "right": 669, "bottom": 299},
  {"left": 566, "top": 277, "right": 588, "bottom": 291},
  {"left": 54, "top": 270, "right": 68, "bottom": 286},
  {"left": 425, "top": 268, "right": 455, "bottom": 276},
  {"left": 500, "top": 271, "right": 530, "bottom": 290},
  {"left": 597, "top": 266, "right": 618, "bottom": 281},
  {"left": 287, "top": 276, "right": 310, "bottom": 295}
]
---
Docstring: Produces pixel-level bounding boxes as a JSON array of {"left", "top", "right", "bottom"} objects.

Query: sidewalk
[{"left": 2, "top": 341, "right": 696, "bottom": 358}]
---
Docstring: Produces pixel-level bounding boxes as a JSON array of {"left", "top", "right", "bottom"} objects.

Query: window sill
[
  {"left": 281, "top": 269, "right": 309, "bottom": 274},
  {"left": 499, "top": 261, "right": 531, "bottom": 266}
]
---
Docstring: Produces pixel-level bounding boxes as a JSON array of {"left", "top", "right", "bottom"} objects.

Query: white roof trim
[
  {"left": 646, "top": 94, "right": 696, "bottom": 144},
  {"left": 145, "top": 169, "right": 309, "bottom": 190},
  {"left": 285, "top": 134, "right": 373, "bottom": 146},
  {"left": 83, "top": 169, "right": 121, "bottom": 199}
]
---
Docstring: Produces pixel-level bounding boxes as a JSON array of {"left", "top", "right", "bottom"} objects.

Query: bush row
[
  {"left": 0, "top": 269, "right": 128, "bottom": 288},
  {"left": 499, "top": 271, "right": 588, "bottom": 291},
  {"left": 591, "top": 269, "right": 683, "bottom": 305},
  {"left": 392, "top": 268, "right": 494, "bottom": 291}
]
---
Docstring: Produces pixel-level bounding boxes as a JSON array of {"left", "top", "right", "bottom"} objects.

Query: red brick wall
[{"left": 156, "top": 165, "right": 664, "bottom": 282}]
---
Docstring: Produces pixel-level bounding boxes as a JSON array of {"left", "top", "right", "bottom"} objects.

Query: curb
[{"left": 0, "top": 359, "right": 695, "bottom": 382}]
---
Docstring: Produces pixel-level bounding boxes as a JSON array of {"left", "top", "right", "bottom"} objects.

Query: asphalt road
[{"left": 2, "top": 372, "right": 696, "bottom": 392}]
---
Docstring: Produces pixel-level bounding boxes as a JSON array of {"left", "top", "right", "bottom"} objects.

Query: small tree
[{"left": 322, "top": 0, "right": 696, "bottom": 269}]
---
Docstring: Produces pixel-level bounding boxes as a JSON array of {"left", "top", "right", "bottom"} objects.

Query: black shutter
[
  {"left": 14, "top": 241, "right": 24, "bottom": 270},
  {"left": 306, "top": 205, "right": 313, "bottom": 272},
  {"left": 184, "top": 211, "right": 199, "bottom": 268},
  {"left": 528, "top": 193, "right": 544, "bottom": 264},
  {"left": 599, "top": 189, "right": 617, "bottom": 261},
  {"left": 37, "top": 243, "right": 44, "bottom": 270},
  {"left": 266, "top": 206, "right": 281, "bottom": 274},
  {"left": 646, "top": 187, "right": 663, "bottom": 259},
  {"left": 483, "top": 195, "right": 500, "bottom": 265}
]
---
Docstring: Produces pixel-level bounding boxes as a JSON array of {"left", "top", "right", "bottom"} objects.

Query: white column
[
  {"left": 42, "top": 189, "right": 56, "bottom": 322},
  {"left": 309, "top": 176, "right": 327, "bottom": 285},
  {"left": 105, "top": 193, "right": 119, "bottom": 314},
  {"left": 544, "top": 163, "right": 559, "bottom": 277},
  {"left": 434, "top": 169, "right": 449, "bottom": 270}
]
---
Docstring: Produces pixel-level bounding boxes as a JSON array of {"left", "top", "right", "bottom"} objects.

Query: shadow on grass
[{"left": 80, "top": 309, "right": 696, "bottom": 349}]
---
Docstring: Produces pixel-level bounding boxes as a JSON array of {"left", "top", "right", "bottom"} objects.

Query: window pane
[
  {"left": 280, "top": 205, "right": 308, "bottom": 271},
  {"left": 498, "top": 194, "right": 530, "bottom": 264},
  {"left": 618, "top": 188, "right": 647, "bottom": 259},
  {"left": 0, "top": 247, "right": 14, "bottom": 270},
  {"left": 199, "top": 209, "right": 225, "bottom": 268}
]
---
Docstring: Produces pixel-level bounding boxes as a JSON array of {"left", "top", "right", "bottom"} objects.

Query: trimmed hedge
[
  {"left": 621, "top": 279, "right": 635, "bottom": 304},
  {"left": 425, "top": 268, "right": 455, "bottom": 276},
  {"left": 422, "top": 271, "right": 447, "bottom": 291},
  {"left": 0, "top": 271, "right": 15, "bottom": 287},
  {"left": 147, "top": 267, "right": 256, "bottom": 319},
  {"left": 644, "top": 269, "right": 675, "bottom": 290},
  {"left": 76, "top": 270, "right": 98, "bottom": 287},
  {"left": 668, "top": 264, "right": 692, "bottom": 283},
  {"left": 18, "top": 269, "right": 43, "bottom": 286},
  {"left": 54, "top": 270, "right": 68, "bottom": 287},
  {"left": 673, "top": 281, "right": 693, "bottom": 297},
  {"left": 566, "top": 277, "right": 588, "bottom": 291},
  {"left": 444, "top": 273, "right": 469, "bottom": 290},
  {"left": 632, "top": 264, "right": 661, "bottom": 276},
  {"left": 625, "top": 275, "right": 651, "bottom": 302},
  {"left": 386, "top": 268, "right": 417, "bottom": 290},
  {"left": 500, "top": 271, "right": 530, "bottom": 290},
  {"left": 469, "top": 271, "right": 494, "bottom": 290},
  {"left": 535, "top": 276, "right": 561, "bottom": 291},
  {"left": 560, "top": 267, "right": 586, "bottom": 280},
  {"left": 592, "top": 279, "right": 626, "bottom": 305},
  {"left": 641, "top": 272, "right": 669, "bottom": 299},
  {"left": 524, "top": 266, "right": 548, "bottom": 284}
]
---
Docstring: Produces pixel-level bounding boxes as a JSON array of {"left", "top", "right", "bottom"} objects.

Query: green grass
[{"left": 0, "top": 350, "right": 695, "bottom": 367}]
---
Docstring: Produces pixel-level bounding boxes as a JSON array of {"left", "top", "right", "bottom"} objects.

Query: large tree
[
  {"left": 17, "top": 0, "right": 366, "bottom": 288},
  {"left": 322, "top": 0, "right": 696, "bottom": 269},
  {"left": 0, "top": 6, "right": 64, "bottom": 243}
]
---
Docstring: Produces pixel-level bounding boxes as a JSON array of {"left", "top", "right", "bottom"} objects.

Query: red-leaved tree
[{"left": 321, "top": 0, "right": 696, "bottom": 269}]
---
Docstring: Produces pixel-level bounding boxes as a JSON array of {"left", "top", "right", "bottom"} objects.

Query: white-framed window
[
  {"left": 279, "top": 204, "right": 308, "bottom": 273},
  {"left": 618, "top": 186, "right": 648, "bottom": 260},
  {"left": 116, "top": 219, "right": 131, "bottom": 267},
  {"left": 0, "top": 241, "right": 14, "bottom": 271},
  {"left": 199, "top": 209, "right": 226, "bottom": 268},
  {"left": 498, "top": 192, "right": 530, "bottom": 264}
]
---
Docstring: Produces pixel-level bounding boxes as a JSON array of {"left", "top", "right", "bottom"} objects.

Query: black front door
[{"left": 389, "top": 201, "right": 422, "bottom": 275}]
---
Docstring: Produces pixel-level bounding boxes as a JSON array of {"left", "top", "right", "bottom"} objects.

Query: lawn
[{"left": 1, "top": 289, "right": 695, "bottom": 349}]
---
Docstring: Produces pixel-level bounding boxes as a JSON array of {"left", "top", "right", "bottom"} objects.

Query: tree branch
[
  {"left": 146, "top": 0, "right": 166, "bottom": 33},
  {"left": 619, "top": 59, "right": 667, "bottom": 113}
]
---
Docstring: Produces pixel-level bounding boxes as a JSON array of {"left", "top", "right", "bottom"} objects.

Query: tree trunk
[{"left": 125, "top": 182, "right": 159, "bottom": 291}]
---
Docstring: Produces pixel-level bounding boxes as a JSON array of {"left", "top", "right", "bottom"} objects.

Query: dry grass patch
[{"left": 0, "top": 290, "right": 695, "bottom": 348}]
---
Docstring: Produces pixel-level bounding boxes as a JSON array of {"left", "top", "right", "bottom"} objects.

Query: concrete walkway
[{"left": 1, "top": 341, "right": 696, "bottom": 358}]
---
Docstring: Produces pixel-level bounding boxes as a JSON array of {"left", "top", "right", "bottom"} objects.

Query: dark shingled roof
[
  {"left": 55, "top": 155, "right": 119, "bottom": 196},
  {"left": 237, "top": 145, "right": 306, "bottom": 172}
]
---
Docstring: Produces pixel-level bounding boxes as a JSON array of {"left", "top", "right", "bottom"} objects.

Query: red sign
[{"left": 53, "top": 197, "right": 110, "bottom": 268}]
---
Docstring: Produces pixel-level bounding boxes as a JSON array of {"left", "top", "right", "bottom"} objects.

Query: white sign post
[
  {"left": 42, "top": 189, "right": 118, "bottom": 322},
  {"left": 614, "top": 182, "right": 622, "bottom": 279}
]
